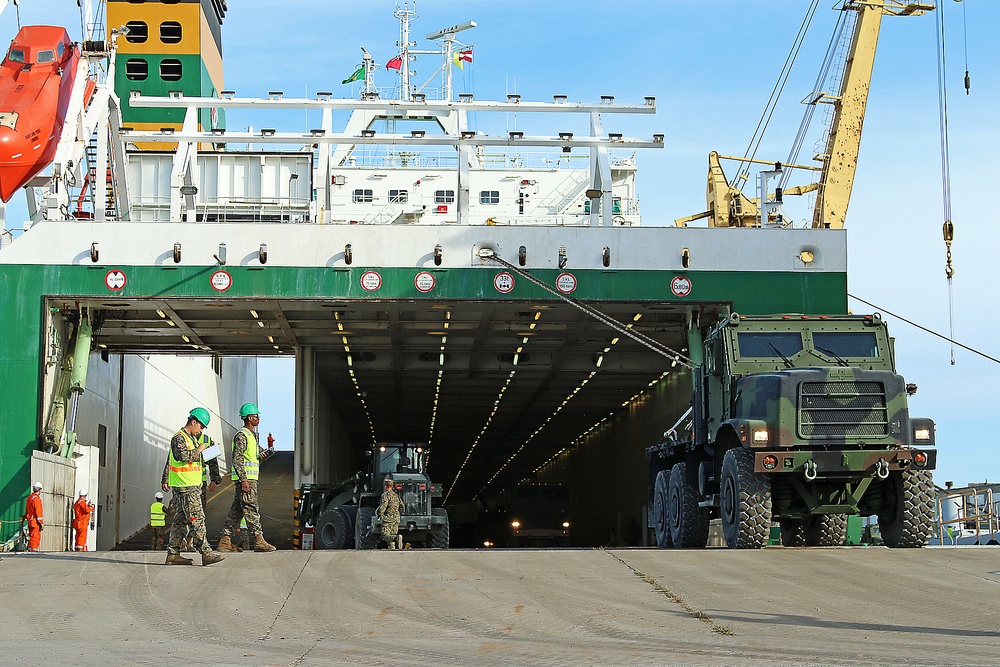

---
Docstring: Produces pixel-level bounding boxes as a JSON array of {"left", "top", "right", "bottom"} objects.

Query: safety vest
[
  {"left": 231, "top": 428, "right": 259, "bottom": 481},
  {"left": 150, "top": 501, "right": 166, "bottom": 527},
  {"left": 198, "top": 434, "right": 211, "bottom": 483},
  {"left": 168, "top": 430, "right": 203, "bottom": 488}
]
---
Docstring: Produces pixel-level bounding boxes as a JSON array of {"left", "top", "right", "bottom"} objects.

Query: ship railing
[{"left": 936, "top": 488, "right": 998, "bottom": 545}]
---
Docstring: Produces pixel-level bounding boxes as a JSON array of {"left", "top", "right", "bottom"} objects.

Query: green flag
[{"left": 341, "top": 66, "right": 364, "bottom": 85}]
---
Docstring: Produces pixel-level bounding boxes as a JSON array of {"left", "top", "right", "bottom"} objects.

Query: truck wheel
[
  {"left": 315, "top": 507, "right": 353, "bottom": 549},
  {"left": 668, "top": 463, "right": 709, "bottom": 548},
  {"left": 806, "top": 514, "right": 848, "bottom": 546},
  {"left": 355, "top": 507, "right": 378, "bottom": 550},
  {"left": 779, "top": 519, "right": 807, "bottom": 547},
  {"left": 428, "top": 508, "right": 450, "bottom": 549},
  {"left": 652, "top": 470, "right": 673, "bottom": 548},
  {"left": 880, "top": 469, "right": 934, "bottom": 548},
  {"left": 720, "top": 448, "right": 772, "bottom": 549}
]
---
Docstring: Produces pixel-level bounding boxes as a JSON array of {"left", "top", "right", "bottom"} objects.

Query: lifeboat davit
[{"left": 0, "top": 26, "right": 79, "bottom": 202}]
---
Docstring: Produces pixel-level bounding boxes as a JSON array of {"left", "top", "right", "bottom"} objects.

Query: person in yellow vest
[
  {"left": 149, "top": 491, "right": 167, "bottom": 550},
  {"left": 161, "top": 431, "right": 222, "bottom": 551},
  {"left": 218, "top": 402, "right": 276, "bottom": 552},
  {"left": 165, "top": 407, "right": 225, "bottom": 566}
]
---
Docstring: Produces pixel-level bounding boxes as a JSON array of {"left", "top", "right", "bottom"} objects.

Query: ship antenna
[{"left": 394, "top": 3, "right": 418, "bottom": 101}]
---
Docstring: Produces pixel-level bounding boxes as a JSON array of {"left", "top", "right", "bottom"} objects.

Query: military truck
[
  {"left": 647, "top": 313, "right": 937, "bottom": 549},
  {"left": 481, "top": 484, "right": 571, "bottom": 547},
  {"left": 297, "top": 443, "right": 449, "bottom": 549}
]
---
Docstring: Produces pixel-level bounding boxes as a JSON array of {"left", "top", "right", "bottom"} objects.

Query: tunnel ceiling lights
[
  {"left": 446, "top": 311, "right": 545, "bottom": 503},
  {"left": 335, "top": 310, "right": 376, "bottom": 443},
  {"left": 427, "top": 311, "right": 451, "bottom": 446}
]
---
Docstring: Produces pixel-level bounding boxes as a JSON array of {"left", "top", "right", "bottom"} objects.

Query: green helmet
[
  {"left": 239, "top": 402, "right": 260, "bottom": 418},
  {"left": 189, "top": 407, "right": 211, "bottom": 427}
]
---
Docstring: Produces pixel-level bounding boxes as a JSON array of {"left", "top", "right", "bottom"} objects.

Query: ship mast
[{"left": 395, "top": 4, "right": 417, "bottom": 101}]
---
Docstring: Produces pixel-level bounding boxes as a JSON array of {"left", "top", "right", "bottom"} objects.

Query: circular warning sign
[
  {"left": 556, "top": 272, "right": 577, "bottom": 294},
  {"left": 211, "top": 270, "right": 232, "bottom": 292},
  {"left": 414, "top": 271, "right": 436, "bottom": 293},
  {"left": 360, "top": 270, "right": 382, "bottom": 292},
  {"left": 105, "top": 269, "right": 127, "bottom": 291},
  {"left": 493, "top": 272, "right": 515, "bottom": 294},
  {"left": 670, "top": 275, "right": 692, "bottom": 297}
]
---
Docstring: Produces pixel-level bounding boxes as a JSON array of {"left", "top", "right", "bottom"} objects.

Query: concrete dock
[{"left": 1, "top": 546, "right": 996, "bottom": 666}]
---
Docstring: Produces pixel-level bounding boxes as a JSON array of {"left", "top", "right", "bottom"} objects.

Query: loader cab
[{"left": 371, "top": 443, "right": 428, "bottom": 481}]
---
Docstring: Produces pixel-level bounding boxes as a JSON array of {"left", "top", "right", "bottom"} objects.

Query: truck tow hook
[
  {"left": 803, "top": 460, "right": 818, "bottom": 481},
  {"left": 875, "top": 458, "right": 890, "bottom": 480}
]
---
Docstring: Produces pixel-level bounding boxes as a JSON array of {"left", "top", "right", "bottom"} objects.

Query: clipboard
[{"left": 201, "top": 443, "right": 222, "bottom": 462}]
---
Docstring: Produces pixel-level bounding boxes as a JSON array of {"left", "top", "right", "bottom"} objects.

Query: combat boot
[
  {"left": 217, "top": 535, "right": 242, "bottom": 552},
  {"left": 396, "top": 534, "right": 403, "bottom": 550},
  {"left": 165, "top": 553, "right": 193, "bottom": 565},
  {"left": 201, "top": 550, "right": 225, "bottom": 566},
  {"left": 253, "top": 535, "right": 277, "bottom": 552}
]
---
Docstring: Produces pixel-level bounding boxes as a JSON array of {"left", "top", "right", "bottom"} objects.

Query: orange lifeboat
[{"left": 0, "top": 26, "right": 79, "bottom": 202}]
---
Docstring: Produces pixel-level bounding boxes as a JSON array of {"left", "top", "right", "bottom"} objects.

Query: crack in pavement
[{"left": 261, "top": 552, "right": 313, "bottom": 641}]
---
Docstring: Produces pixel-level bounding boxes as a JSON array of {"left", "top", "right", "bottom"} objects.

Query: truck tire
[
  {"left": 668, "top": 463, "right": 709, "bottom": 548},
  {"left": 315, "top": 507, "right": 353, "bottom": 550},
  {"left": 652, "top": 470, "right": 673, "bottom": 548},
  {"left": 806, "top": 514, "right": 848, "bottom": 546},
  {"left": 720, "top": 447, "right": 772, "bottom": 549},
  {"left": 428, "top": 508, "right": 450, "bottom": 549},
  {"left": 355, "top": 507, "right": 378, "bottom": 550},
  {"left": 880, "top": 469, "right": 934, "bottom": 548},
  {"left": 779, "top": 519, "right": 807, "bottom": 547}
]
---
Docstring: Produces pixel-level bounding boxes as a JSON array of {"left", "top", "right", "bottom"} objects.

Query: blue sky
[{"left": 4, "top": 1, "right": 999, "bottom": 486}]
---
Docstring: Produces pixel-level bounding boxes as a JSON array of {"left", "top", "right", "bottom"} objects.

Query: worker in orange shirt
[
  {"left": 72, "top": 490, "right": 95, "bottom": 551},
  {"left": 23, "top": 481, "right": 43, "bottom": 552}
]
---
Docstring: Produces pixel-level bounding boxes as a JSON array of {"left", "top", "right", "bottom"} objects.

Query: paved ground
[{"left": 0, "top": 546, "right": 996, "bottom": 666}]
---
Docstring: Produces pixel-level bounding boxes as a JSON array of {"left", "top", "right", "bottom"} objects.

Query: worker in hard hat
[
  {"left": 377, "top": 474, "right": 405, "bottom": 550},
  {"left": 150, "top": 491, "right": 167, "bottom": 550},
  {"left": 160, "top": 423, "right": 222, "bottom": 551},
  {"left": 218, "top": 402, "right": 276, "bottom": 553},
  {"left": 72, "top": 490, "right": 95, "bottom": 551},
  {"left": 164, "top": 407, "right": 225, "bottom": 566},
  {"left": 22, "top": 481, "right": 44, "bottom": 552}
]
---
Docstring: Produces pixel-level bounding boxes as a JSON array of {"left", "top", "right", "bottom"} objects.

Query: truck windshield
[
  {"left": 376, "top": 445, "right": 426, "bottom": 475},
  {"left": 812, "top": 332, "right": 879, "bottom": 358},
  {"left": 737, "top": 332, "right": 803, "bottom": 358}
]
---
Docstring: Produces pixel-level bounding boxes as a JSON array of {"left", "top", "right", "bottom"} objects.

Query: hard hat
[
  {"left": 79, "top": 490, "right": 87, "bottom": 497},
  {"left": 189, "top": 407, "right": 211, "bottom": 427},
  {"left": 154, "top": 491, "right": 164, "bottom": 499},
  {"left": 239, "top": 402, "right": 260, "bottom": 418},
  {"left": 32, "top": 481, "right": 42, "bottom": 490}
]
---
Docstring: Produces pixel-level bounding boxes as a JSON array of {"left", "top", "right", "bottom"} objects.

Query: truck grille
[
  {"left": 798, "top": 381, "right": 888, "bottom": 438},
  {"left": 399, "top": 481, "right": 429, "bottom": 516}
]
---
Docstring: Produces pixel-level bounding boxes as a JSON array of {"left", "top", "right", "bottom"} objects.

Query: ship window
[
  {"left": 125, "top": 21, "right": 148, "bottom": 43},
  {"left": 160, "top": 22, "right": 182, "bottom": 44},
  {"left": 125, "top": 58, "right": 148, "bottom": 81},
  {"left": 353, "top": 189, "right": 374, "bottom": 203},
  {"left": 159, "top": 59, "right": 182, "bottom": 81},
  {"left": 812, "top": 332, "right": 879, "bottom": 359},
  {"left": 612, "top": 197, "right": 622, "bottom": 215},
  {"left": 435, "top": 190, "right": 455, "bottom": 204},
  {"left": 480, "top": 190, "right": 500, "bottom": 204},
  {"left": 36, "top": 50, "right": 54, "bottom": 64},
  {"left": 737, "top": 332, "right": 803, "bottom": 359},
  {"left": 7, "top": 49, "right": 24, "bottom": 63},
  {"left": 389, "top": 189, "right": 408, "bottom": 203}
]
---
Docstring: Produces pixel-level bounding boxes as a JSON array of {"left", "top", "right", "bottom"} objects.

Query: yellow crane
[{"left": 678, "top": 1, "right": 935, "bottom": 229}]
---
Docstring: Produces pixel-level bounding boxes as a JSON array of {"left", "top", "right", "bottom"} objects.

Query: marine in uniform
[{"left": 377, "top": 475, "right": 405, "bottom": 550}]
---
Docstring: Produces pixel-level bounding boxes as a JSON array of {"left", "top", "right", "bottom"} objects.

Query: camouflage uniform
[
  {"left": 377, "top": 485, "right": 404, "bottom": 549},
  {"left": 161, "top": 436, "right": 221, "bottom": 549},
  {"left": 166, "top": 432, "right": 212, "bottom": 556},
  {"left": 222, "top": 429, "right": 263, "bottom": 539}
]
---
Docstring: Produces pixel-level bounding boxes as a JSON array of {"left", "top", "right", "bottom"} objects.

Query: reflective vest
[
  {"left": 150, "top": 501, "right": 166, "bottom": 527},
  {"left": 168, "top": 430, "right": 203, "bottom": 488},
  {"left": 198, "top": 434, "right": 211, "bottom": 483},
  {"left": 231, "top": 428, "right": 259, "bottom": 481}
]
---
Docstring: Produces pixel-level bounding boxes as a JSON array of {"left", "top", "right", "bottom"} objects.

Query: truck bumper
[
  {"left": 377, "top": 514, "right": 447, "bottom": 532},
  {"left": 753, "top": 448, "right": 937, "bottom": 476}
]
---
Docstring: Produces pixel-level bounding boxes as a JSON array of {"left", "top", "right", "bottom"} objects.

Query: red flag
[
  {"left": 386, "top": 56, "right": 403, "bottom": 70},
  {"left": 458, "top": 49, "right": 472, "bottom": 64}
]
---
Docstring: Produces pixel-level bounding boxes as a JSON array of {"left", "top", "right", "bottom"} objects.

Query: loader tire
[
  {"left": 880, "top": 469, "right": 935, "bottom": 548},
  {"left": 652, "top": 469, "right": 673, "bottom": 548},
  {"left": 720, "top": 447, "right": 771, "bottom": 549},
  {"left": 355, "top": 507, "right": 378, "bottom": 550},
  {"left": 316, "top": 507, "right": 353, "bottom": 550},
  {"left": 428, "top": 508, "right": 450, "bottom": 549},
  {"left": 668, "top": 463, "right": 709, "bottom": 548}
]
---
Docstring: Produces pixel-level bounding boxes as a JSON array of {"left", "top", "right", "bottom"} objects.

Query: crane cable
[
  {"left": 961, "top": 0, "right": 971, "bottom": 95},
  {"left": 848, "top": 294, "right": 1000, "bottom": 366},
  {"left": 484, "top": 253, "right": 699, "bottom": 370},
  {"left": 935, "top": 0, "right": 957, "bottom": 365}
]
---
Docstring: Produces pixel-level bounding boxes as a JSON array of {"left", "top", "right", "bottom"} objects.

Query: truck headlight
[
  {"left": 562, "top": 521, "right": 570, "bottom": 528},
  {"left": 511, "top": 520, "right": 520, "bottom": 529},
  {"left": 914, "top": 428, "right": 931, "bottom": 441},
  {"left": 752, "top": 429, "right": 769, "bottom": 444}
]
